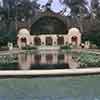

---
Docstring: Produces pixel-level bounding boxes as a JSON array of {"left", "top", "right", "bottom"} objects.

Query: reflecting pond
[
  {"left": 0, "top": 50, "right": 100, "bottom": 70},
  {"left": 0, "top": 75, "right": 100, "bottom": 100},
  {"left": 0, "top": 51, "right": 100, "bottom": 100},
  {"left": 0, "top": 50, "right": 81, "bottom": 70}
]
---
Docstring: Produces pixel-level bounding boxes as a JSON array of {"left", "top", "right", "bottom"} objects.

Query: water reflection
[
  {"left": 18, "top": 51, "right": 80, "bottom": 70},
  {"left": 34, "top": 54, "right": 41, "bottom": 64}
]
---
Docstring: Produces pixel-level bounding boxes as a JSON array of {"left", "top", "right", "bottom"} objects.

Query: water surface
[
  {"left": 0, "top": 75, "right": 100, "bottom": 100},
  {"left": 0, "top": 51, "right": 80, "bottom": 70}
]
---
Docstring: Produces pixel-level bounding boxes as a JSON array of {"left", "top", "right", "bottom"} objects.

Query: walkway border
[{"left": 0, "top": 68, "right": 100, "bottom": 77}]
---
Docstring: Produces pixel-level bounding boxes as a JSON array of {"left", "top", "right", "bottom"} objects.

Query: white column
[
  {"left": 32, "top": 36, "right": 34, "bottom": 45},
  {"left": 68, "top": 34, "right": 72, "bottom": 44},
  {"left": 64, "top": 35, "right": 68, "bottom": 45},
  {"left": 52, "top": 35, "right": 57, "bottom": 46},
  {"left": 77, "top": 35, "right": 81, "bottom": 46},
  {"left": 40, "top": 35, "right": 46, "bottom": 46}
]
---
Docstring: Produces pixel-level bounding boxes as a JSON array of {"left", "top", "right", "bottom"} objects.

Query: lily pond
[{"left": 0, "top": 50, "right": 100, "bottom": 70}]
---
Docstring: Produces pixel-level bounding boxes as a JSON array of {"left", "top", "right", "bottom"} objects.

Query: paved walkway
[
  {"left": 0, "top": 48, "right": 30, "bottom": 55},
  {"left": 0, "top": 48, "right": 100, "bottom": 55},
  {"left": 71, "top": 49, "right": 100, "bottom": 55},
  {"left": 0, "top": 68, "right": 100, "bottom": 77}
]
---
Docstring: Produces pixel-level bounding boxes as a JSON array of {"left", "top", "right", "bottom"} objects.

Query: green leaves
[
  {"left": 74, "top": 52, "right": 100, "bottom": 67},
  {"left": 83, "top": 32, "right": 100, "bottom": 48}
]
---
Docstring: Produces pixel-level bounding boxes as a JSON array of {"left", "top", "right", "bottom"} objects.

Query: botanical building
[
  {"left": 17, "top": 11, "right": 81, "bottom": 49},
  {"left": 17, "top": 27, "right": 81, "bottom": 49}
]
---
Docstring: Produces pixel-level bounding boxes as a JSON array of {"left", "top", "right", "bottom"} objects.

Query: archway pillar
[
  {"left": 40, "top": 35, "right": 46, "bottom": 46},
  {"left": 77, "top": 35, "right": 81, "bottom": 46},
  {"left": 52, "top": 35, "right": 57, "bottom": 46},
  {"left": 64, "top": 35, "right": 68, "bottom": 45},
  {"left": 32, "top": 36, "right": 35, "bottom": 45},
  {"left": 27, "top": 36, "right": 31, "bottom": 45}
]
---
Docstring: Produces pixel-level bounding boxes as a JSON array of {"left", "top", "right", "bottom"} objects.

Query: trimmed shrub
[
  {"left": 60, "top": 44, "right": 71, "bottom": 50},
  {"left": 22, "top": 45, "right": 37, "bottom": 50}
]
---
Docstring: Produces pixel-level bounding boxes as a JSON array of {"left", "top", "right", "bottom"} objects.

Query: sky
[
  {"left": 36, "top": 0, "right": 71, "bottom": 16},
  {"left": 36, "top": 0, "right": 93, "bottom": 15},
  {"left": 85, "top": 0, "right": 92, "bottom": 13},
  {"left": 0, "top": 0, "right": 3, "bottom": 7}
]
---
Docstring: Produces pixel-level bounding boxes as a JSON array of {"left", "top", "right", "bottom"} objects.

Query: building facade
[{"left": 17, "top": 27, "right": 81, "bottom": 49}]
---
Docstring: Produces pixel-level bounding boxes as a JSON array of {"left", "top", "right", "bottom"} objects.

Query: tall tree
[
  {"left": 63, "top": 0, "right": 88, "bottom": 32},
  {"left": 63, "top": 0, "right": 88, "bottom": 15}
]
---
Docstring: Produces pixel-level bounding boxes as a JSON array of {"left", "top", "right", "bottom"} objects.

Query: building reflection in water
[
  {"left": 34, "top": 54, "right": 41, "bottom": 64},
  {"left": 18, "top": 53, "right": 32, "bottom": 70},
  {"left": 18, "top": 51, "right": 80, "bottom": 70}
]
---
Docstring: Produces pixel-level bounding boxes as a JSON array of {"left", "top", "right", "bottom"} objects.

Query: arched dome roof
[
  {"left": 68, "top": 28, "right": 81, "bottom": 35},
  {"left": 18, "top": 28, "right": 30, "bottom": 36},
  {"left": 30, "top": 16, "right": 67, "bottom": 34}
]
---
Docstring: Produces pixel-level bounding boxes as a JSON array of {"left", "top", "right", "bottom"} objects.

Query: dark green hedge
[
  {"left": 22, "top": 46, "right": 37, "bottom": 50},
  {"left": 82, "top": 32, "right": 100, "bottom": 48}
]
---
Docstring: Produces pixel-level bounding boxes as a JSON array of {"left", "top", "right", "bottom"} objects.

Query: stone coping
[{"left": 0, "top": 68, "right": 100, "bottom": 77}]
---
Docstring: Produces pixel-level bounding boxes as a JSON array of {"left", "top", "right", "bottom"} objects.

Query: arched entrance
[
  {"left": 71, "top": 36, "right": 78, "bottom": 45},
  {"left": 20, "top": 37, "right": 27, "bottom": 47},
  {"left": 21, "top": 37, "right": 27, "bottom": 43},
  {"left": 57, "top": 36, "right": 64, "bottom": 45},
  {"left": 34, "top": 37, "right": 41, "bottom": 46},
  {"left": 17, "top": 28, "right": 31, "bottom": 48},
  {"left": 46, "top": 37, "right": 53, "bottom": 46}
]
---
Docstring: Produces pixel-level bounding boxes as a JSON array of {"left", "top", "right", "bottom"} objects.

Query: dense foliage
[
  {"left": 73, "top": 52, "right": 100, "bottom": 67},
  {"left": 22, "top": 45, "right": 37, "bottom": 50},
  {"left": 60, "top": 44, "right": 71, "bottom": 50},
  {"left": 83, "top": 32, "right": 100, "bottom": 48}
]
